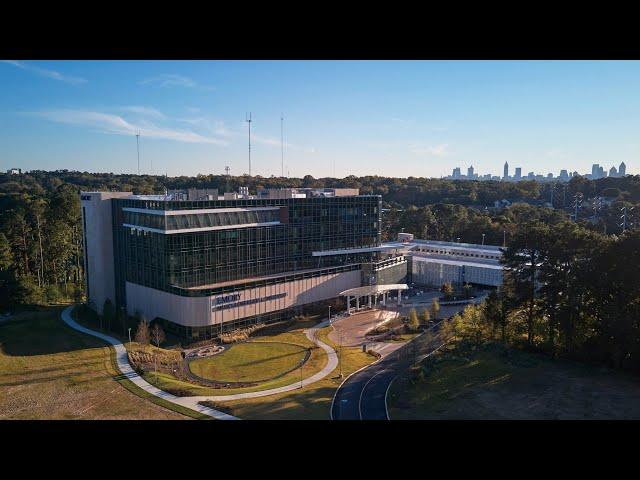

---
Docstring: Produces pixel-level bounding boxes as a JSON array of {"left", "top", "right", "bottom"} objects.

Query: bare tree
[
  {"left": 134, "top": 315, "right": 150, "bottom": 350},
  {"left": 150, "top": 323, "right": 166, "bottom": 373},
  {"left": 151, "top": 323, "right": 166, "bottom": 348}
]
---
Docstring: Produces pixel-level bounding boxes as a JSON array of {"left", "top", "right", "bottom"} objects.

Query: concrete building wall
[
  {"left": 80, "top": 191, "right": 131, "bottom": 314},
  {"left": 125, "top": 269, "right": 361, "bottom": 328}
]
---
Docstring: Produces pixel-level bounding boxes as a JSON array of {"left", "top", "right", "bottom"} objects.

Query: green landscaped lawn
[
  {"left": 214, "top": 325, "right": 378, "bottom": 420},
  {"left": 142, "top": 324, "right": 330, "bottom": 398},
  {"left": 0, "top": 307, "right": 189, "bottom": 420},
  {"left": 388, "top": 343, "right": 640, "bottom": 420},
  {"left": 189, "top": 341, "right": 309, "bottom": 383}
]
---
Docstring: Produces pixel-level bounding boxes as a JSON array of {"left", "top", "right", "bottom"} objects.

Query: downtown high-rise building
[{"left": 503, "top": 162, "right": 509, "bottom": 179}]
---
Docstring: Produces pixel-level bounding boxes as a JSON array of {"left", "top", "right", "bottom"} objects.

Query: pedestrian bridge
[{"left": 339, "top": 284, "right": 408, "bottom": 315}]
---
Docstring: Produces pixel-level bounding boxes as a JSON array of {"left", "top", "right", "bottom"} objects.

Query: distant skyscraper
[
  {"left": 599, "top": 166, "right": 605, "bottom": 178},
  {"left": 503, "top": 161, "right": 509, "bottom": 179},
  {"left": 592, "top": 164, "right": 600, "bottom": 179},
  {"left": 452, "top": 167, "right": 461, "bottom": 178},
  {"left": 609, "top": 166, "right": 618, "bottom": 177},
  {"left": 619, "top": 162, "right": 627, "bottom": 176},
  {"left": 559, "top": 169, "right": 569, "bottom": 181},
  {"left": 514, "top": 167, "right": 522, "bottom": 180},
  {"left": 467, "top": 165, "right": 474, "bottom": 178}
]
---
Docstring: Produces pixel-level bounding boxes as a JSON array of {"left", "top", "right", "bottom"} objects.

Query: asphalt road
[{"left": 331, "top": 323, "right": 445, "bottom": 420}]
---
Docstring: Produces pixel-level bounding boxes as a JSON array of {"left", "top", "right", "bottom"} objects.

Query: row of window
[{"left": 417, "top": 247, "right": 501, "bottom": 260}]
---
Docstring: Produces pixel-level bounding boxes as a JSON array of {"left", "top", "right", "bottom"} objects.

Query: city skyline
[
  {"left": 2, "top": 60, "right": 640, "bottom": 178},
  {"left": 446, "top": 160, "right": 629, "bottom": 182}
]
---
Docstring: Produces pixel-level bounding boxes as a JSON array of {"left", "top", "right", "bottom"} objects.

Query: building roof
[{"left": 339, "top": 284, "right": 408, "bottom": 297}]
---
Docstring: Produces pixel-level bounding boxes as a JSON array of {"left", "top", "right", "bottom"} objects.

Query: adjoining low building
[
  {"left": 81, "top": 188, "right": 409, "bottom": 340},
  {"left": 377, "top": 237, "right": 504, "bottom": 289}
]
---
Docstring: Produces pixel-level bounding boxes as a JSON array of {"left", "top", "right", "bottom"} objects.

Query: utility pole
[
  {"left": 246, "top": 112, "right": 252, "bottom": 176},
  {"left": 482, "top": 233, "right": 486, "bottom": 246},
  {"left": 135, "top": 131, "right": 140, "bottom": 175}
]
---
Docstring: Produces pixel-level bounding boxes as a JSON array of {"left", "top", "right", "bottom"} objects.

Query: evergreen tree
[
  {"left": 408, "top": 308, "right": 420, "bottom": 332},
  {"left": 430, "top": 298, "right": 440, "bottom": 321}
]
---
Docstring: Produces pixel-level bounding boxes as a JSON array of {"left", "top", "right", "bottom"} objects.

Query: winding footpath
[{"left": 61, "top": 306, "right": 338, "bottom": 420}]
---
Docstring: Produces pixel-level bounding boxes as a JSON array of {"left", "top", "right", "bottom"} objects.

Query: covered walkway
[{"left": 339, "top": 284, "right": 408, "bottom": 315}]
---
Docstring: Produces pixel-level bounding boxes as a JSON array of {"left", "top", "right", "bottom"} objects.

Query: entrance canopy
[{"left": 339, "top": 284, "right": 408, "bottom": 297}]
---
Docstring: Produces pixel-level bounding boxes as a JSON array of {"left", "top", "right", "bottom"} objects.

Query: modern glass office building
[{"left": 80, "top": 188, "right": 393, "bottom": 340}]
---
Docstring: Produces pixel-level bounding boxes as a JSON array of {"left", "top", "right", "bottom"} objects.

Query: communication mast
[
  {"left": 281, "top": 113, "right": 284, "bottom": 177},
  {"left": 246, "top": 112, "right": 252, "bottom": 176},
  {"left": 225, "top": 166, "right": 230, "bottom": 176},
  {"left": 135, "top": 131, "right": 140, "bottom": 175}
]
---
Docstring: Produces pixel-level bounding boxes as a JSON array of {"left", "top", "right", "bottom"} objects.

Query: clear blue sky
[{"left": 1, "top": 60, "right": 638, "bottom": 178}]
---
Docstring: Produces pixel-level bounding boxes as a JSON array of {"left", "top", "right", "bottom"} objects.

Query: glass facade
[
  {"left": 122, "top": 207, "right": 281, "bottom": 231},
  {"left": 112, "top": 195, "right": 382, "bottom": 311}
]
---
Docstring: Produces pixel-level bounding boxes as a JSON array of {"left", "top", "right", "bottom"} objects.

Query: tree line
[{"left": 440, "top": 222, "right": 640, "bottom": 371}]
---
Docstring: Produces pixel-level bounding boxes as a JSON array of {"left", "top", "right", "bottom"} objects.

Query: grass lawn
[
  {"left": 189, "top": 342, "right": 308, "bottom": 383},
  {"left": 141, "top": 323, "right": 328, "bottom": 397},
  {"left": 215, "top": 325, "right": 377, "bottom": 420},
  {"left": 388, "top": 342, "right": 640, "bottom": 420},
  {"left": 0, "top": 307, "right": 189, "bottom": 420}
]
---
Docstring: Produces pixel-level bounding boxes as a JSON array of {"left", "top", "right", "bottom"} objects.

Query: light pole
[
  {"left": 300, "top": 362, "right": 303, "bottom": 389},
  {"left": 128, "top": 327, "right": 131, "bottom": 348},
  {"left": 328, "top": 305, "right": 332, "bottom": 325},
  {"left": 481, "top": 233, "right": 485, "bottom": 246},
  {"left": 338, "top": 329, "right": 343, "bottom": 378}
]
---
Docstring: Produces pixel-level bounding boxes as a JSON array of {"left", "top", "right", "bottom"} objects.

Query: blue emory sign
[{"left": 211, "top": 292, "right": 287, "bottom": 311}]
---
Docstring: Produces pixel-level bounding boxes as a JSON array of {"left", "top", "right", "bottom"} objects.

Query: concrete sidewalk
[{"left": 61, "top": 306, "right": 238, "bottom": 420}]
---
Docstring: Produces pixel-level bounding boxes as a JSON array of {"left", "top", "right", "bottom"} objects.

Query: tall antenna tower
[
  {"left": 135, "top": 131, "right": 140, "bottom": 175},
  {"left": 246, "top": 112, "right": 252, "bottom": 176},
  {"left": 225, "top": 166, "right": 230, "bottom": 176},
  {"left": 281, "top": 113, "right": 284, "bottom": 177}
]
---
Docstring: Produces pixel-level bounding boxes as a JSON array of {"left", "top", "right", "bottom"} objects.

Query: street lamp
[
  {"left": 128, "top": 327, "right": 132, "bottom": 348},
  {"left": 482, "top": 233, "right": 485, "bottom": 246},
  {"left": 338, "top": 329, "right": 343, "bottom": 378},
  {"left": 300, "top": 362, "right": 303, "bottom": 389},
  {"left": 328, "top": 305, "right": 332, "bottom": 325}
]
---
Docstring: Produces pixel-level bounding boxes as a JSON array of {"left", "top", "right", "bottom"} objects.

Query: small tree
[
  {"left": 430, "top": 297, "right": 440, "bottom": 321},
  {"left": 408, "top": 308, "right": 420, "bottom": 332},
  {"left": 421, "top": 308, "right": 431, "bottom": 327},
  {"left": 442, "top": 282, "right": 454, "bottom": 300},
  {"left": 151, "top": 323, "right": 166, "bottom": 373},
  {"left": 134, "top": 315, "right": 150, "bottom": 350},
  {"left": 463, "top": 283, "right": 473, "bottom": 299},
  {"left": 151, "top": 323, "right": 166, "bottom": 348}
]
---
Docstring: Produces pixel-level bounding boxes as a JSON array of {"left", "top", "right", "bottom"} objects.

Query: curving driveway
[{"left": 61, "top": 306, "right": 338, "bottom": 419}]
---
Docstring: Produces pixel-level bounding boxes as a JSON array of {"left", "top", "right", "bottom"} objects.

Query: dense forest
[{"left": 2, "top": 169, "right": 640, "bottom": 370}]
